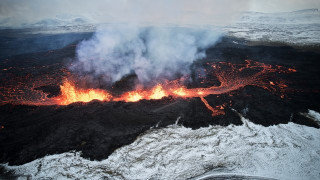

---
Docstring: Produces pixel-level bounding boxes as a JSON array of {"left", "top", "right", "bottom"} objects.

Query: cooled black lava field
[{"left": 1, "top": 34, "right": 320, "bottom": 169}]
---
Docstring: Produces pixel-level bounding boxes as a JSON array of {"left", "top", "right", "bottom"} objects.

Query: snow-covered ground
[
  {"left": 2, "top": 9, "right": 319, "bottom": 45},
  {"left": 0, "top": 14, "right": 93, "bottom": 28},
  {"left": 225, "top": 9, "right": 320, "bottom": 45},
  {"left": 301, "top": 110, "right": 320, "bottom": 126},
  {"left": 3, "top": 111, "right": 320, "bottom": 180},
  {"left": 2, "top": 9, "right": 320, "bottom": 179}
]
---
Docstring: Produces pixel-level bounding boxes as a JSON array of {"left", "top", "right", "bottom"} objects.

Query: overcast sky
[{"left": 0, "top": 0, "right": 319, "bottom": 26}]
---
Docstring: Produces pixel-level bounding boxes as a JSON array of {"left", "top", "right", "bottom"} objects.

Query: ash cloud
[{"left": 72, "top": 25, "right": 221, "bottom": 85}]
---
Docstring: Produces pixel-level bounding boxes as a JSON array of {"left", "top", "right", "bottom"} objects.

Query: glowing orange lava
[
  {"left": 46, "top": 60, "right": 297, "bottom": 116},
  {"left": 200, "top": 96, "right": 225, "bottom": 116},
  {"left": 1, "top": 60, "right": 297, "bottom": 116},
  {"left": 55, "top": 80, "right": 112, "bottom": 105},
  {"left": 118, "top": 91, "right": 143, "bottom": 102},
  {"left": 50, "top": 60, "right": 296, "bottom": 106},
  {"left": 149, "top": 85, "right": 167, "bottom": 100}
]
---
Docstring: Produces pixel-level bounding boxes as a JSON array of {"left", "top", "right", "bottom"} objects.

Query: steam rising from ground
[
  {"left": 72, "top": 25, "right": 221, "bottom": 85},
  {"left": 0, "top": 0, "right": 247, "bottom": 87}
]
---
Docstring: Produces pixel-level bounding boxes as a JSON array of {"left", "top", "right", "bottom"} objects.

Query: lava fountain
[{"left": 55, "top": 80, "right": 112, "bottom": 105}]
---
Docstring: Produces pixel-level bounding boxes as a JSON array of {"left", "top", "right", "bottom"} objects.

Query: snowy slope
[
  {"left": 225, "top": 9, "right": 320, "bottom": 45},
  {"left": 3, "top": 111, "right": 320, "bottom": 180},
  {"left": 0, "top": 14, "right": 92, "bottom": 28},
  {"left": 239, "top": 9, "right": 320, "bottom": 24},
  {"left": 1, "top": 9, "right": 319, "bottom": 45},
  {"left": 0, "top": 14, "right": 96, "bottom": 35}
]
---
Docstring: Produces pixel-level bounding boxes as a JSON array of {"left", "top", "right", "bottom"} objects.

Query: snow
[
  {"left": 0, "top": 14, "right": 93, "bottom": 28},
  {"left": 308, "top": 110, "right": 320, "bottom": 122},
  {"left": 300, "top": 109, "right": 320, "bottom": 126},
  {"left": 3, "top": 111, "right": 320, "bottom": 180},
  {"left": 224, "top": 9, "right": 320, "bottom": 45},
  {"left": 1, "top": 8, "right": 320, "bottom": 179},
  {"left": 238, "top": 9, "right": 320, "bottom": 25},
  {"left": 1, "top": 9, "right": 319, "bottom": 45}
]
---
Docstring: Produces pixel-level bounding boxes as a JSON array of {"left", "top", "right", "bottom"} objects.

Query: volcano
[
  {"left": 1, "top": 1, "right": 320, "bottom": 177},
  {"left": 0, "top": 19, "right": 320, "bottom": 180},
  {"left": 1, "top": 34, "right": 320, "bottom": 169}
]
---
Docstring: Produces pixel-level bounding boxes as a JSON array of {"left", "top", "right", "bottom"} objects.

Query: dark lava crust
[{"left": 1, "top": 36, "right": 320, "bottom": 165}]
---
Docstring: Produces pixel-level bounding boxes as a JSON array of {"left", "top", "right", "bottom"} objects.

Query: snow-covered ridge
[
  {"left": 301, "top": 109, "right": 320, "bottom": 126},
  {"left": 3, "top": 112, "right": 320, "bottom": 180},
  {"left": 225, "top": 9, "right": 320, "bottom": 45},
  {"left": 239, "top": 9, "right": 320, "bottom": 24},
  {"left": 1, "top": 9, "right": 319, "bottom": 45},
  {"left": 0, "top": 14, "right": 95, "bottom": 29}
]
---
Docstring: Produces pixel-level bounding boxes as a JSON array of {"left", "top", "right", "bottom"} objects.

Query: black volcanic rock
[
  {"left": 1, "top": 36, "right": 320, "bottom": 166},
  {"left": 34, "top": 84, "right": 61, "bottom": 97},
  {"left": 1, "top": 97, "right": 235, "bottom": 165},
  {"left": 181, "top": 96, "right": 242, "bottom": 129},
  {"left": 1, "top": 83, "right": 319, "bottom": 165},
  {"left": 229, "top": 86, "right": 320, "bottom": 127}
]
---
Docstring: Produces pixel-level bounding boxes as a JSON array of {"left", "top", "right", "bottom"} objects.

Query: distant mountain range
[
  {"left": 238, "top": 8, "right": 320, "bottom": 24},
  {"left": 0, "top": 14, "right": 94, "bottom": 29},
  {"left": 1, "top": 9, "right": 319, "bottom": 29}
]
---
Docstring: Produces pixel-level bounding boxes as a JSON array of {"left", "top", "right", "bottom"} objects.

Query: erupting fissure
[{"left": 1, "top": 60, "right": 296, "bottom": 117}]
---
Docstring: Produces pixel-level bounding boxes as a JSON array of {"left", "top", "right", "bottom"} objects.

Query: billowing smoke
[
  {"left": 72, "top": 25, "right": 222, "bottom": 86},
  {"left": 28, "top": 0, "right": 253, "bottom": 88}
]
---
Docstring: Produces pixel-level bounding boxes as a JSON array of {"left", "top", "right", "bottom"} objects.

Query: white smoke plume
[
  {"left": 0, "top": 0, "right": 254, "bottom": 87},
  {"left": 72, "top": 25, "right": 221, "bottom": 85},
  {"left": 55, "top": 0, "right": 251, "bottom": 87}
]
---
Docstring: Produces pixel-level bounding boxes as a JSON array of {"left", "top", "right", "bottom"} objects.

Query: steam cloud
[
  {"left": 47, "top": 0, "right": 252, "bottom": 87},
  {"left": 72, "top": 25, "right": 222, "bottom": 86},
  {"left": 3, "top": 0, "right": 317, "bottom": 87}
]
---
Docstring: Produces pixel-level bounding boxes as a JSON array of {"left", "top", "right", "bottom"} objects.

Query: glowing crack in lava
[
  {"left": 200, "top": 96, "right": 225, "bottom": 116},
  {"left": 0, "top": 60, "right": 296, "bottom": 116}
]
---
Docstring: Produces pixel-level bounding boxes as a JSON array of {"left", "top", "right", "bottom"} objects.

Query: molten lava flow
[
  {"left": 172, "top": 87, "right": 188, "bottom": 97},
  {"left": 119, "top": 91, "right": 143, "bottom": 102},
  {"left": 114, "top": 84, "right": 168, "bottom": 102},
  {"left": 2, "top": 60, "right": 297, "bottom": 117},
  {"left": 51, "top": 60, "right": 296, "bottom": 106},
  {"left": 200, "top": 96, "right": 225, "bottom": 116},
  {"left": 149, "top": 85, "right": 167, "bottom": 100},
  {"left": 0, "top": 65, "right": 67, "bottom": 105},
  {"left": 55, "top": 80, "right": 112, "bottom": 105}
]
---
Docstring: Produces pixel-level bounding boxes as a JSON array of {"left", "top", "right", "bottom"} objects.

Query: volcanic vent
[
  {"left": 0, "top": 59, "right": 296, "bottom": 117},
  {"left": 1, "top": 34, "right": 320, "bottom": 166}
]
